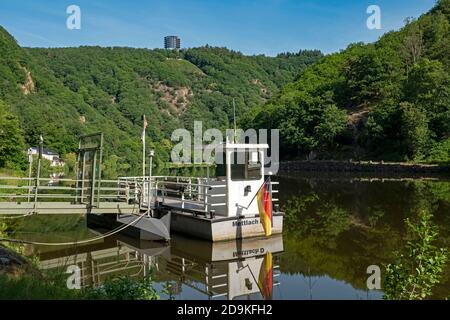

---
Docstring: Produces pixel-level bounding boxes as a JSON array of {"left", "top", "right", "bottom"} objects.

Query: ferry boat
[{"left": 88, "top": 141, "right": 283, "bottom": 242}]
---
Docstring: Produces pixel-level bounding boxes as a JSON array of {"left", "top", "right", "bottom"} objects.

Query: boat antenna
[{"left": 233, "top": 98, "right": 237, "bottom": 143}]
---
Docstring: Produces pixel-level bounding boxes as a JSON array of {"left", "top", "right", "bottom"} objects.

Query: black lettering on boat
[
  {"left": 232, "top": 219, "right": 259, "bottom": 227},
  {"left": 233, "top": 247, "right": 265, "bottom": 258}
]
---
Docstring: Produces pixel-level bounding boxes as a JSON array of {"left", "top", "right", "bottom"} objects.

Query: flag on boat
[
  {"left": 257, "top": 181, "right": 272, "bottom": 237},
  {"left": 141, "top": 115, "right": 148, "bottom": 143},
  {"left": 258, "top": 252, "right": 273, "bottom": 300}
]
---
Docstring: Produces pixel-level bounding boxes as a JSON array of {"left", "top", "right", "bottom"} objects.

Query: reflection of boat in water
[
  {"left": 37, "top": 232, "right": 171, "bottom": 288},
  {"left": 164, "top": 234, "right": 283, "bottom": 300},
  {"left": 35, "top": 230, "right": 283, "bottom": 300}
]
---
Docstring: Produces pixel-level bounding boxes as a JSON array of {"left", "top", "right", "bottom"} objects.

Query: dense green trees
[
  {"left": 0, "top": 101, "right": 26, "bottom": 170},
  {"left": 405, "top": 59, "right": 450, "bottom": 140},
  {"left": 248, "top": 53, "right": 349, "bottom": 156},
  {"left": 0, "top": 25, "right": 320, "bottom": 176},
  {"left": 399, "top": 102, "right": 429, "bottom": 160},
  {"left": 1, "top": 1, "right": 449, "bottom": 171},
  {"left": 249, "top": 0, "right": 450, "bottom": 162},
  {"left": 427, "top": 138, "right": 450, "bottom": 163}
]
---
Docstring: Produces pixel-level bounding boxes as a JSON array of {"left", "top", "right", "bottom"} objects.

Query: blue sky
[{"left": 0, "top": 0, "right": 437, "bottom": 55}]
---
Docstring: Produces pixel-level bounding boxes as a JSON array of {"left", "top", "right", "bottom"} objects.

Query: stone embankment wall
[{"left": 279, "top": 161, "right": 450, "bottom": 174}]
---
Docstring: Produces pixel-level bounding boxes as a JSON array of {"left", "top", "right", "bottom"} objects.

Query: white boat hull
[{"left": 170, "top": 211, "right": 283, "bottom": 242}]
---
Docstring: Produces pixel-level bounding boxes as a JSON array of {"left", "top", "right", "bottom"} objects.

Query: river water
[{"left": 11, "top": 174, "right": 450, "bottom": 300}]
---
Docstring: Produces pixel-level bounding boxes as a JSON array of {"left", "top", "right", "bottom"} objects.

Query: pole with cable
[
  {"left": 142, "top": 115, "right": 148, "bottom": 178},
  {"left": 233, "top": 98, "right": 237, "bottom": 143},
  {"left": 27, "top": 148, "right": 33, "bottom": 202},
  {"left": 33, "top": 135, "right": 43, "bottom": 212},
  {"left": 147, "top": 150, "right": 154, "bottom": 216}
]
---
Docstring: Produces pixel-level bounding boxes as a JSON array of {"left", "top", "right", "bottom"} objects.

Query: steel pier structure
[{"left": 0, "top": 133, "right": 283, "bottom": 242}]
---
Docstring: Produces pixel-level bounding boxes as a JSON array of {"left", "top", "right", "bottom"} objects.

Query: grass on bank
[
  {"left": 0, "top": 273, "right": 162, "bottom": 300},
  {"left": 0, "top": 240, "right": 162, "bottom": 300}
]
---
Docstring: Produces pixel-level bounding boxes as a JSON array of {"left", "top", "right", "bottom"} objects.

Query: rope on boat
[
  {"left": 0, "top": 211, "right": 147, "bottom": 247},
  {"left": 0, "top": 212, "right": 34, "bottom": 220},
  {"left": 237, "top": 176, "right": 272, "bottom": 210}
]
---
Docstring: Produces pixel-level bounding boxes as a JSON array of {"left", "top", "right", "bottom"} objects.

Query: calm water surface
[{"left": 13, "top": 174, "right": 450, "bottom": 300}]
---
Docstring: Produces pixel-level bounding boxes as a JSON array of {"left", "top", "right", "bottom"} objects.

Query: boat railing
[
  {"left": 118, "top": 176, "right": 227, "bottom": 215},
  {"left": 269, "top": 180, "right": 279, "bottom": 207}
]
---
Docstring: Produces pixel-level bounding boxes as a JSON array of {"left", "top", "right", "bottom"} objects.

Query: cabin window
[
  {"left": 215, "top": 152, "right": 227, "bottom": 177},
  {"left": 231, "top": 151, "right": 262, "bottom": 181}
]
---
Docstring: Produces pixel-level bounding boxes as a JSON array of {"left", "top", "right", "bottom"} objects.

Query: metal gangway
[
  {"left": 0, "top": 133, "right": 139, "bottom": 216},
  {"left": 0, "top": 176, "right": 141, "bottom": 215}
]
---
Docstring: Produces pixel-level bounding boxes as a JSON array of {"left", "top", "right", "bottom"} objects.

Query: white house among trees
[{"left": 28, "top": 147, "right": 65, "bottom": 167}]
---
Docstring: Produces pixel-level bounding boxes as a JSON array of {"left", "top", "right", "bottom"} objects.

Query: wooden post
[
  {"left": 96, "top": 133, "right": 104, "bottom": 208},
  {"left": 90, "top": 150, "right": 97, "bottom": 207},
  {"left": 147, "top": 151, "right": 154, "bottom": 215},
  {"left": 75, "top": 139, "right": 81, "bottom": 203},
  {"left": 27, "top": 149, "right": 33, "bottom": 202},
  {"left": 33, "top": 137, "right": 43, "bottom": 212},
  {"left": 80, "top": 152, "right": 86, "bottom": 203},
  {"left": 204, "top": 183, "right": 208, "bottom": 214}
]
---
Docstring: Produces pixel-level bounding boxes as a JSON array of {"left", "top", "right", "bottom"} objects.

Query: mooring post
[
  {"left": 27, "top": 148, "right": 33, "bottom": 202},
  {"left": 196, "top": 178, "right": 200, "bottom": 201},
  {"left": 147, "top": 150, "right": 154, "bottom": 216},
  {"left": 33, "top": 135, "right": 43, "bottom": 212},
  {"left": 80, "top": 152, "right": 86, "bottom": 203},
  {"left": 90, "top": 150, "right": 97, "bottom": 207},
  {"left": 204, "top": 183, "right": 208, "bottom": 214},
  {"left": 96, "top": 133, "right": 104, "bottom": 208},
  {"left": 74, "top": 139, "right": 81, "bottom": 203},
  {"left": 181, "top": 193, "right": 185, "bottom": 209},
  {"left": 188, "top": 178, "right": 192, "bottom": 199}
]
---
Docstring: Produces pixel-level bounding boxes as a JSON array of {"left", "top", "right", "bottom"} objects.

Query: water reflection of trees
[{"left": 278, "top": 177, "right": 450, "bottom": 298}]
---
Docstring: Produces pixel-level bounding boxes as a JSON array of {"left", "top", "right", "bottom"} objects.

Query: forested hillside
[
  {"left": 249, "top": 0, "right": 450, "bottom": 163},
  {"left": 2, "top": 0, "right": 449, "bottom": 177},
  {"left": 0, "top": 25, "right": 321, "bottom": 176}
]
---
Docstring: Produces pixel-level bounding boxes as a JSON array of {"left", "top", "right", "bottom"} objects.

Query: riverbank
[
  {"left": 0, "top": 244, "right": 40, "bottom": 277},
  {"left": 0, "top": 243, "right": 163, "bottom": 300},
  {"left": 279, "top": 160, "right": 450, "bottom": 175}
]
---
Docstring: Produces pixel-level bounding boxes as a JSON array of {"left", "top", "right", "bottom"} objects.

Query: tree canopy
[
  {"left": 0, "top": 25, "right": 321, "bottom": 176},
  {"left": 0, "top": 101, "right": 26, "bottom": 170},
  {"left": 248, "top": 0, "right": 450, "bottom": 163}
]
